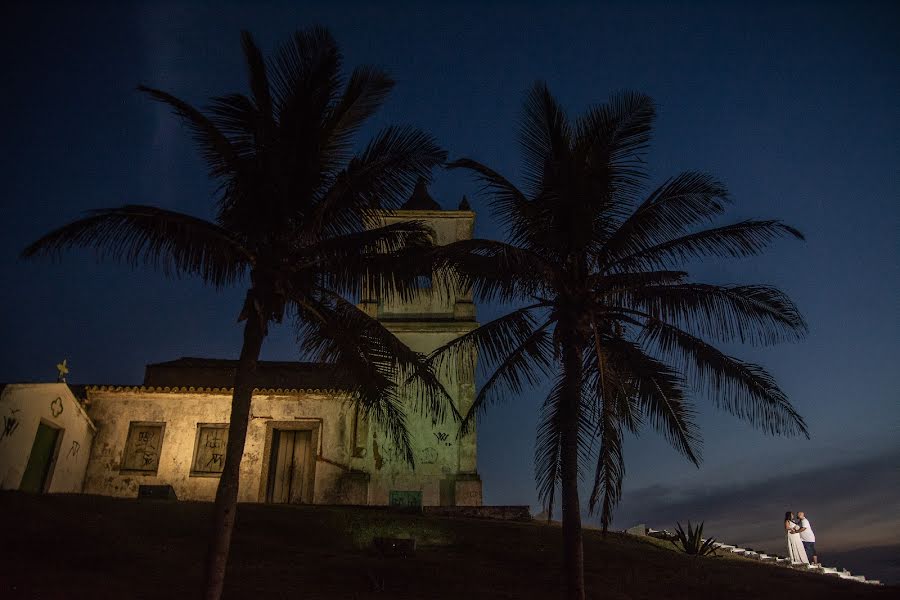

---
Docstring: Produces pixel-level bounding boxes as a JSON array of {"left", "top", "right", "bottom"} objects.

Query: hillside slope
[{"left": 0, "top": 492, "right": 893, "bottom": 599}]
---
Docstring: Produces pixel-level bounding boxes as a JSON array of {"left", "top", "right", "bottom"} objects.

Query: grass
[{"left": 0, "top": 492, "right": 893, "bottom": 599}]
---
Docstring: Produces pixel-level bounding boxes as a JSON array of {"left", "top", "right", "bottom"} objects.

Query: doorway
[
  {"left": 265, "top": 429, "right": 312, "bottom": 504},
  {"left": 20, "top": 422, "right": 61, "bottom": 493}
]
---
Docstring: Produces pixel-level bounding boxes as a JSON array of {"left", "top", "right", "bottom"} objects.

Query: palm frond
[
  {"left": 574, "top": 90, "right": 655, "bottom": 210},
  {"left": 534, "top": 372, "right": 598, "bottom": 521},
  {"left": 576, "top": 90, "right": 655, "bottom": 166},
  {"left": 534, "top": 377, "right": 564, "bottom": 520},
  {"left": 240, "top": 30, "right": 274, "bottom": 122},
  {"left": 354, "top": 125, "right": 448, "bottom": 209},
  {"left": 520, "top": 82, "right": 572, "bottom": 195},
  {"left": 608, "top": 219, "right": 804, "bottom": 272},
  {"left": 22, "top": 205, "right": 252, "bottom": 288},
  {"left": 429, "top": 305, "right": 552, "bottom": 432},
  {"left": 268, "top": 26, "right": 342, "bottom": 126},
  {"left": 640, "top": 319, "right": 809, "bottom": 437},
  {"left": 432, "top": 238, "right": 552, "bottom": 304},
  {"left": 312, "top": 219, "right": 434, "bottom": 259},
  {"left": 587, "top": 392, "right": 625, "bottom": 532},
  {"left": 457, "top": 316, "right": 554, "bottom": 436},
  {"left": 580, "top": 345, "right": 644, "bottom": 436},
  {"left": 295, "top": 304, "right": 415, "bottom": 466},
  {"left": 625, "top": 283, "right": 808, "bottom": 346},
  {"left": 445, "top": 158, "right": 537, "bottom": 249},
  {"left": 309, "top": 126, "right": 446, "bottom": 239},
  {"left": 138, "top": 85, "right": 239, "bottom": 179},
  {"left": 207, "top": 93, "right": 259, "bottom": 155},
  {"left": 304, "top": 220, "right": 435, "bottom": 301},
  {"left": 359, "top": 383, "right": 414, "bottom": 466},
  {"left": 429, "top": 304, "right": 546, "bottom": 375},
  {"left": 267, "top": 27, "right": 351, "bottom": 208},
  {"left": 599, "top": 336, "right": 702, "bottom": 465},
  {"left": 584, "top": 327, "right": 630, "bottom": 531},
  {"left": 589, "top": 270, "right": 689, "bottom": 295},
  {"left": 299, "top": 296, "right": 459, "bottom": 424},
  {"left": 323, "top": 65, "right": 395, "bottom": 164},
  {"left": 600, "top": 171, "right": 729, "bottom": 266}
]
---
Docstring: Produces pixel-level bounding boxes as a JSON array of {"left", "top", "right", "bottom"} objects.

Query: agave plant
[{"left": 674, "top": 521, "right": 718, "bottom": 556}]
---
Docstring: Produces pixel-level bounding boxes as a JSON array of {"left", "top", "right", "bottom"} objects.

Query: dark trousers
[{"left": 802, "top": 541, "right": 816, "bottom": 559}]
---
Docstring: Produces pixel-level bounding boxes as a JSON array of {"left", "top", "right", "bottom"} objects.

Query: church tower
[{"left": 358, "top": 178, "right": 482, "bottom": 506}]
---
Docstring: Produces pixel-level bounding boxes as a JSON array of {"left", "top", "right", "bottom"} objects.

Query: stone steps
[{"left": 645, "top": 531, "right": 882, "bottom": 586}]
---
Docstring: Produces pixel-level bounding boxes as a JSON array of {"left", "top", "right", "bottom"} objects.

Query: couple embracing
[{"left": 784, "top": 511, "right": 818, "bottom": 565}]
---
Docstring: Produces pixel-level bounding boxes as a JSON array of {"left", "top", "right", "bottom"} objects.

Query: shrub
[{"left": 673, "top": 521, "right": 717, "bottom": 556}]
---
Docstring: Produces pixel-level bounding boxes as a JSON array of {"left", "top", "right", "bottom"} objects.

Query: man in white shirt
[{"left": 796, "top": 511, "right": 817, "bottom": 565}]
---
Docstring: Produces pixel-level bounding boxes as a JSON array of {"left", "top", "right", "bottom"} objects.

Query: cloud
[{"left": 609, "top": 449, "right": 900, "bottom": 559}]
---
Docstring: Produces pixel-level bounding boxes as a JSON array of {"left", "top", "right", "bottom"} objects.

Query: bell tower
[{"left": 358, "top": 178, "right": 482, "bottom": 506}]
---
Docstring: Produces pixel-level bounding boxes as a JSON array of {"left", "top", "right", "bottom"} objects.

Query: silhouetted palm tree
[
  {"left": 23, "top": 28, "right": 453, "bottom": 600},
  {"left": 431, "top": 83, "right": 808, "bottom": 600}
]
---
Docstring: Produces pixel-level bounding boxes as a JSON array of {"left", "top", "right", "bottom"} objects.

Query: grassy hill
[{"left": 0, "top": 492, "right": 893, "bottom": 599}]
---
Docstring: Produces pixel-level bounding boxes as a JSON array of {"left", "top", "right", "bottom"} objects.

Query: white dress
[{"left": 786, "top": 520, "right": 809, "bottom": 564}]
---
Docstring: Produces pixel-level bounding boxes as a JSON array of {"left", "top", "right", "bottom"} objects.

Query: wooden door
[
  {"left": 20, "top": 423, "right": 60, "bottom": 493},
  {"left": 266, "top": 429, "right": 311, "bottom": 504}
]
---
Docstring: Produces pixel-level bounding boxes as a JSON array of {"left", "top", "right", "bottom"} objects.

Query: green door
[{"left": 20, "top": 423, "right": 61, "bottom": 493}]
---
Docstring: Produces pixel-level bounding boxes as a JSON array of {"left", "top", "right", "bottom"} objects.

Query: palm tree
[
  {"left": 23, "top": 28, "right": 454, "bottom": 600},
  {"left": 431, "top": 83, "right": 808, "bottom": 600}
]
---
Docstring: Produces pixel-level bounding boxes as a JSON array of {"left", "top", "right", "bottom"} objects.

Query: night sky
[{"left": 3, "top": 0, "right": 898, "bottom": 580}]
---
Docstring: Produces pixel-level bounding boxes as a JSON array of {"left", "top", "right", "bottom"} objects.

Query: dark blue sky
[{"left": 3, "top": 0, "right": 898, "bottom": 567}]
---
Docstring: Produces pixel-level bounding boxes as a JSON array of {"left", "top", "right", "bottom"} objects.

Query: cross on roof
[{"left": 56, "top": 358, "right": 69, "bottom": 382}]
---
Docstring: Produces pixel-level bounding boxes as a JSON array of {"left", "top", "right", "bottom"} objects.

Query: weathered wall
[
  {"left": 83, "top": 380, "right": 481, "bottom": 506},
  {"left": 368, "top": 210, "right": 476, "bottom": 320},
  {"left": 355, "top": 323, "right": 480, "bottom": 506},
  {"left": 354, "top": 208, "right": 482, "bottom": 506},
  {"left": 83, "top": 388, "right": 359, "bottom": 502},
  {"left": 0, "top": 383, "right": 96, "bottom": 492}
]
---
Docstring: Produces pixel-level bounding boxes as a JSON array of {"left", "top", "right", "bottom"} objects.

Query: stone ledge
[
  {"left": 423, "top": 505, "right": 532, "bottom": 522},
  {"left": 85, "top": 385, "right": 347, "bottom": 395}
]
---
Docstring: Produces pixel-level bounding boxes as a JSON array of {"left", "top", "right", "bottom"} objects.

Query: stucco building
[
  {"left": 0, "top": 383, "right": 95, "bottom": 493},
  {"left": 1, "top": 183, "right": 483, "bottom": 507}
]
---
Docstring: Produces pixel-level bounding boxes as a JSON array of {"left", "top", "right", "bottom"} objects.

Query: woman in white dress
[{"left": 785, "top": 511, "right": 809, "bottom": 564}]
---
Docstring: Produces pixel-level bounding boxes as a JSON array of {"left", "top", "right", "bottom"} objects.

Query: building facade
[
  {"left": 2, "top": 185, "right": 482, "bottom": 507},
  {"left": 0, "top": 383, "right": 96, "bottom": 494}
]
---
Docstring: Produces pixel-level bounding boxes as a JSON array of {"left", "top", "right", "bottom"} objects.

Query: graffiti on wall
[
  {"left": 68, "top": 440, "right": 81, "bottom": 459},
  {"left": 1, "top": 408, "right": 21, "bottom": 442},
  {"left": 122, "top": 424, "right": 164, "bottom": 472},
  {"left": 434, "top": 431, "right": 452, "bottom": 447},
  {"left": 138, "top": 432, "right": 157, "bottom": 467},
  {"left": 420, "top": 447, "right": 437, "bottom": 464},
  {"left": 193, "top": 426, "right": 228, "bottom": 474},
  {"left": 50, "top": 397, "right": 64, "bottom": 417}
]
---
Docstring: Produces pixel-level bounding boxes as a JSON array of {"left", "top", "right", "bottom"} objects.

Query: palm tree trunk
[
  {"left": 560, "top": 331, "right": 585, "bottom": 600},
  {"left": 204, "top": 304, "right": 267, "bottom": 600}
]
